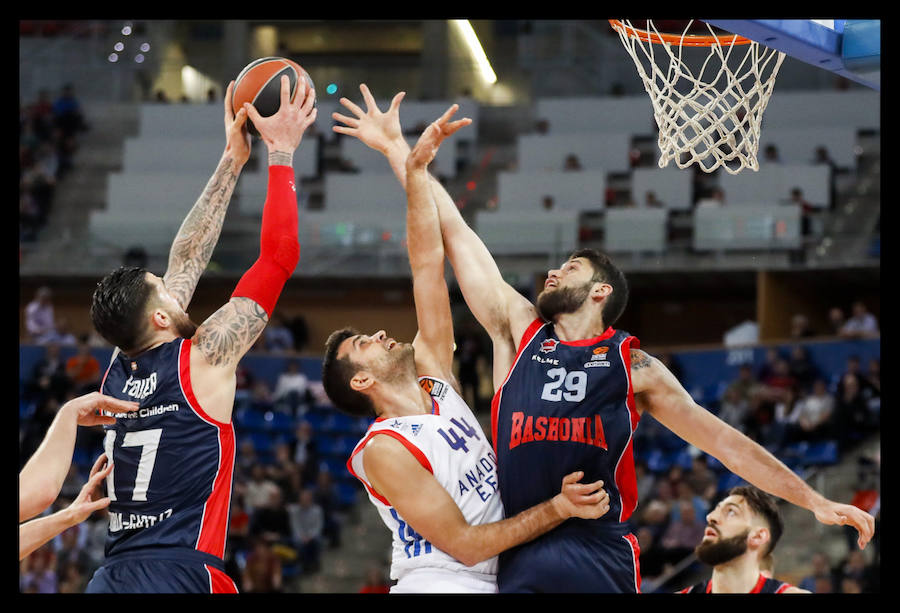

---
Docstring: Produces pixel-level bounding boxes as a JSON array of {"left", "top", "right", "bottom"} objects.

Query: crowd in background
[{"left": 19, "top": 85, "right": 89, "bottom": 244}]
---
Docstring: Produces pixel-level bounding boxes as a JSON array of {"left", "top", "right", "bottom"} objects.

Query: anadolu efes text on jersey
[
  {"left": 347, "top": 376, "right": 504, "bottom": 583},
  {"left": 491, "top": 319, "right": 641, "bottom": 525}
]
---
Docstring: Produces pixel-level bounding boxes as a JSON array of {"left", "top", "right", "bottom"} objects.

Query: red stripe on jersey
[
  {"left": 775, "top": 582, "right": 792, "bottom": 594},
  {"left": 490, "top": 318, "right": 547, "bottom": 456},
  {"left": 178, "top": 340, "right": 235, "bottom": 559},
  {"left": 557, "top": 326, "right": 616, "bottom": 346},
  {"left": 613, "top": 336, "right": 641, "bottom": 522},
  {"left": 206, "top": 564, "right": 239, "bottom": 593},
  {"left": 346, "top": 429, "right": 434, "bottom": 506},
  {"left": 623, "top": 532, "right": 642, "bottom": 593}
]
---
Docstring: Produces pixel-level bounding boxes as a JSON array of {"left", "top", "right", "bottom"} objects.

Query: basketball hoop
[{"left": 610, "top": 19, "right": 785, "bottom": 174}]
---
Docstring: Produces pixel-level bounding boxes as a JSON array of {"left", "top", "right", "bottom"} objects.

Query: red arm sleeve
[{"left": 231, "top": 165, "right": 300, "bottom": 316}]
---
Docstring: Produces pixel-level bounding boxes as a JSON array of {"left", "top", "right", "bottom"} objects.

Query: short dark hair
[
  {"left": 728, "top": 485, "right": 784, "bottom": 557},
  {"left": 568, "top": 248, "right": 629, "bottom": 327},
  {"left": 321, "top": 327, "right": 377, "bottom": 418},
  {"left": 90, "top": 266, "right": 156, "bottom": 353}
]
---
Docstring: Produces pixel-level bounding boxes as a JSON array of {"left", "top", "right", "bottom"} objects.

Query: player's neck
[
  {"left": 552, "top": 308, "right": 607, "bottom": 343},
  {"left": 710, "top": 554, "right": 764, "bottom": 593},
  {"left": 128, "top": 331, "right": 180, "bottom": 356},
  {"left": 374, "top": 380, "right": 433, "bottom": 419}
]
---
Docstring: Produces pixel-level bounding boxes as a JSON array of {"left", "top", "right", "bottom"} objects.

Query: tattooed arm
[
  {"left": 630, "top": 348, "right": 875, "bottom": 549},
  {"left": 162, "top": 81, "right": 252, "bottom": 310}
]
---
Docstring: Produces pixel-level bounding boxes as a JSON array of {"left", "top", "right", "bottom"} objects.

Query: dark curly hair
[{"left": 90, "top": 266, "right": 157, "bottom": 353}]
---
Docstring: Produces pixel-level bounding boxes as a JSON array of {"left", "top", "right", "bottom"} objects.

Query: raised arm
[
  {"left": 405, "top": 108, "right": 471, "bottom": 382},
  {"left": 191, "top": 75, "right": 317, "bottom": 374},
  {"left": 630, "top": 348, "right": 875, "bottom": 550},
  {"left": 333, "top": 85, "right": 538, "bottom": 384},
  {"left": 163, "top": 81, "right": 252, "bottom": 310},
  {"left": 362, "top": 434, "right": 609, "bottom": 567}
]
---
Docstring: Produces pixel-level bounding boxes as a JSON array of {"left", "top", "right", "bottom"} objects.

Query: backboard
[{"left": 703, "top": 19, "right": 880, "bottom": 90}]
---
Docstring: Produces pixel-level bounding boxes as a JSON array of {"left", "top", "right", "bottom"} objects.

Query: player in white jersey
[{"left": 322, "top": 104, "right": 611, "bottom": 593}]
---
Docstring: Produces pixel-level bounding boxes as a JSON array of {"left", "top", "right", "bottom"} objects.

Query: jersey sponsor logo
[
  {"left": 584, "top": 359, "right": 611, "bottom": 368},
  {"left": 539, "top": 339, "right": 559, "bottom": 353},
  {"left": 122, "top": 372, "right": 158, "bottom": 400},
  {"left": 508, "top": 411, "right": 608, "bottom": 450},
  {"left": 419, "top": 377, "right": 449, "bottom": 401},
  {"left": 531, "top": 354, "right": 560, "bottom": 365}
]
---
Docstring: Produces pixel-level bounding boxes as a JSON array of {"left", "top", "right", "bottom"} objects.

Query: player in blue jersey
[
  {"left": 84, "top": 75, "right": 316, "bottom": 593},
  {"left": 331, "top": 84, "right": 875, "bottom": 593},
  {"left": 677, "top": 485, "right": 809, "bottom": 593}
]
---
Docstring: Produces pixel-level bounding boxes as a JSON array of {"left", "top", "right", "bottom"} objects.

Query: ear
[
  {"left": 350, "top": 371, "right": 375, "bottom": 393},
  {"left": 149, "top": 308, "right": 170, "bottom": 330},
  {"left": 591, "top": 282, "right": 613, "bottom": 302},
  {"left": 748, "top": 526, "right": 770, "bottom": 553}
]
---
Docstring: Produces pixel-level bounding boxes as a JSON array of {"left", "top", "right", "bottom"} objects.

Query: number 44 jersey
[
  {"left": 347, "top": 375, "right": 504, "bottom": 585},
  {"left": 98, "top": 338, "right": 235, "bottom": 561}
]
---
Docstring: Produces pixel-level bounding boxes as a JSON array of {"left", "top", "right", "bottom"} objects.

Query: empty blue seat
[
  {"left": 337, "top": 482, "right": 358, "bottom": 508},
  {"left": 802, "top": 440, "right": 840, "bottom": 466},
  {"left": 645, "top": 449, "right": 673, "bottom": 474},
  {"left": 717, "top": 472, "right": 745, "bottom": 493}
]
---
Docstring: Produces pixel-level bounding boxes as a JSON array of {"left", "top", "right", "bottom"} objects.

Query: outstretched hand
[
  {"left": 244, "top": 75, "right": 317, "bottom": 154},
  {"left": 813, "top": 499, "right": 876, "bottom": 549},
  {"left": 552, "top": 471, "right": 610, "bottom": 520},
  {"left": 64, "top": 454, "right": 115, "bottom": 525},
  {"left": 332, "top": 83, "right": 406, "bottom": 154},
  {"left": 223, "top": 80, "right": 251, "bottom": 168},
  {"left": 407, "top": 104, "right": 472, "bottom": 171}
]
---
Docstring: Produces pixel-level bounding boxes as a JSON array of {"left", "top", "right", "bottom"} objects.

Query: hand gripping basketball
[{"left": 243, "top": 74, "right": 317, "bottom": 153}]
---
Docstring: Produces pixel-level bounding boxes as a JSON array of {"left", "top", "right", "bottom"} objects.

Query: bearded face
[
  {"left": 695, "top": 528, "right": 750, "bottom": 566},
  {"left": 536, "top": 280, "right": 594, "bottom": 321}
]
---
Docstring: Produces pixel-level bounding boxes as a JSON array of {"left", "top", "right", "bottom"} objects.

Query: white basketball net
[{"left": 612, "top": 19, "right": 785, "bottom": 174}]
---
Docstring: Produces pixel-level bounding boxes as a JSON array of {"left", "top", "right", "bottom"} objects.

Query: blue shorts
[
  {"left": 498, "top": 520, "right": 641, "bottom": 593},
  {"left": 86, "top": 548, "right": 239, "bottom": 594}
]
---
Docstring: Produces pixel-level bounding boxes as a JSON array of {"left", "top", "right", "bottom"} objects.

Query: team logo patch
[
  {"left": 593, "top": 346, "right": 609, "bottom": 356},
  {"left": 419, "top": 377, "right": 447, "bottom": 400},
  {"left": 540, "top": 339, "right": 559, "bottom": 353},
  {"left": 131, "top": 361, "right": 138, "bottom": 371}
]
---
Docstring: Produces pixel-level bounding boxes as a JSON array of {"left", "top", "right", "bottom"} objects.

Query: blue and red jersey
[{"left": 491, "top": 318, "right": 642, "bottom": 592}]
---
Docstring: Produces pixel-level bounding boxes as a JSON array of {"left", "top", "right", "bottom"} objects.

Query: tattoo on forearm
[
  {"left": 268, "top": 151, "right": 293, "bottom": 167},
  {"left": 193, "top": 298, "right": 269, "bottom": 367},
  {"left": 166, "top": 155, "right": 240, "bottom": 307},
  {"left": 631, "top": 349, "right": 654, "bottom": 371}
]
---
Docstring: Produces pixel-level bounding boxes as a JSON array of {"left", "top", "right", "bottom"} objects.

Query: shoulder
[{"left": 780, "top": 585, "right": 811, "bottom": 594}]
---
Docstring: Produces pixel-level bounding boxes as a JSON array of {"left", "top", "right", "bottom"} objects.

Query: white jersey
[{"left": 347, "top": 375, "right": 504, "bottom": 592}]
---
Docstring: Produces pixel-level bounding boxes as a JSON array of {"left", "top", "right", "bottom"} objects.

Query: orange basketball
[{"left": 232, "top": 57, "right": 315, "bottom": 135}]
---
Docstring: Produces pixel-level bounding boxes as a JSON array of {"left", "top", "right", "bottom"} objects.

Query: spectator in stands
[
  {"left": 249, "top": 380, "right": 275, "bottom": 413},
  {"left": 19, "top": 545, "right": 58, "bottom": 593},
  {"left": 717, "top": 386, "right": 751, "bottom": 434},
  {"left": 798, "top": 550, "right": 834, "bottom": 592},
  {"left": 456, "top": 329, "right": 485, "bottom": 412},
  {"left": 25, "top": 286, "right": 58, "bottom": 344},
  {"left": 812, "top": 145, "right": 837, "bottom": 171},
  {"left": 834, "top": 549, "right": 875, "bottom": 593},
  {"left": 787, "top": 345, "right": 818, "bottom": 393},
  {"left": 839, "top": 301, "right": 879, "bottom": 339},
  {"left": 235, "top": 359, "right": 255, "bottom": 401},
  {"left": 273, "top": 360, "right": 311, "bottom": 415},
  {"left": 724, "top": 364, "right": 759, "bottom": 407},
  {"left": 235, "top": 439, "right": 259, "bottom": 483},
  {"left": 763, "top": 144, "right": 782, "bottom": 164},
  {"left": 248, "top": 487, "right": 294, "bottom": 555},
  {"left": 541, "top": 195, "right": 555, "bottom": 211},
  {"left": 634, "top": 526, "right": 666, "bottom": 580},
  {"left": 290, "top": 420, "right": 320, "bottom": 487},
  {"left": 686, "top": 456, "right": 717, "bottom": 499},
  {"left": 359, "top": 564, "right": 392, "bottom": 593},
  {"left": 287, "top": 314, "right": 310, "bottom": 352},
  {"left": 20, "top": 190, "right": 42, "bottom": 242},
  {"left": 787, "top": 187, "right": 816, "bottom": 236},
  {"left": 312, "top": 469, "right": 343, "bottom": 548},
  {"left": 563, "top": 153, "right": 583, "bottom": 171},
  {"left": 827, "top": 307, "right": 846, "bottom": 336},
  {"left": 659, "top": 500, "right": 707, "bottom": 565},
  {"left": 52, "top": 83, "right": 88, "bottom": 138},
  {"left": 57, "top": 560, "right": 87, "bottom": 593},
  {"left": 266, "top": 442, "right": 301, "bottom": 501},
  {"left": 241, "top": 537, "right": 282, "bottom": 593},
  {"left": 645, "top": 190, "right": 664, "bottom": 208},
  {"left": 264, "top": 312, "right": 295, "bottom": 353},
  {"left": 635, "top": 459, "right": 657, "bottom": 505},
  {"left": 782, "top": 379, "right": 835, "bottom": 444},
  {"left": 47, "top": 316, "right": 78, "bottom": 347},
  {"left": 790, "top": 313, "right": 816, "bottom": 339},
  {"left": 65, "top": 335, "right": 101, "bottom": 395},
  {"left": 287, "top": 487, "right": 324, "bottom": 574},
  {"left": 23, "top": 342, "right": 69, "bottom": 406},
  {"left": 228, "top": 497, "right": 251, "bottom": 554},
  {"left": 244, "top": 464, "right": 282, "bottom": 514},
  {"left": 534, "top": 118, "right": 550, "bottom": 134},
  {"left": 833, "top": 372, "right": 875, "bottom": 448},
  {"left": 53, "top": 525, "right": 92, "bottom": 585}
]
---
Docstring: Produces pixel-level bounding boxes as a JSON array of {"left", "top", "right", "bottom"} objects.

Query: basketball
[{"left": 232, "top": 57, "right": 315, "bottom": 136}]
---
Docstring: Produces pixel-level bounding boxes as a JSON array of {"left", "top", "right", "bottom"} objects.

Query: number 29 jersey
[
  {"left": 347, "top": 376, "right": 504, "bottom": 586},
  {"left": 492, "top": 318, "right": 641, "bottom": 523},
  {"left": 98, "top": 338, "right": 235, "bottom": 561}
]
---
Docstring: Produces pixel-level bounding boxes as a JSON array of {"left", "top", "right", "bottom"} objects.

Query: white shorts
[{"left": 390, "top": 567, "right": 498, "bottom": 594}]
